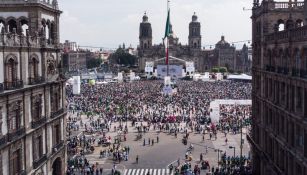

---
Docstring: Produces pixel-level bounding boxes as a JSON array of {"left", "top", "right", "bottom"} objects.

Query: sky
[{"left": 58, "top": 0, "right": 253, "bottom": 49}]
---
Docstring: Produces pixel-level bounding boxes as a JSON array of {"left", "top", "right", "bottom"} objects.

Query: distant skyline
[{"left": 59, "top": 0, "right": 254, "bottom": 49}]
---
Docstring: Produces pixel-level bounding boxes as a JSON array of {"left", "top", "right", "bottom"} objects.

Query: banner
[
  {"left": 157, "top": 65, "right": 183, "bottom": 79},
  {"left": 73, "top": 76, "right": 81, "bottom": 95}
]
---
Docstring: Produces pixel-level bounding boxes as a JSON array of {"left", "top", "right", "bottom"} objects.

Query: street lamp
[
  {"left": 215, "top": 149, "right": 223, "bottom": 169},
  {"left": 229, "top": 146, "right": 236, "bottom": 158}
]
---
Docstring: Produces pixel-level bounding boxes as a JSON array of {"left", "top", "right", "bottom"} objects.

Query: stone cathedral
[{"left": 137, "top": 13, "right": 251, "bottom": 73}]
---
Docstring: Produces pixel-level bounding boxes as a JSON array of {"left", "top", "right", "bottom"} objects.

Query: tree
[
  {"left": 219, "top": 67, "right": 227, "bottom": 73},
  {"left": 212, "top": 68, "right": 219, "bottom": 73},
  {"left": 109, "top": 48, "right": 137, "bottom": 66},
  {"left": 86, "top": 58, "right": 102, "bottom": 69}
]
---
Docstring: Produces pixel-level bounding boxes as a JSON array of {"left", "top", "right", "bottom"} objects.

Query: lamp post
[
  {"left": 126, "top": 84, "right": 128, "bottom": 128},
  {"left": 229, "top": 146, "right": 236, "bottom": 157},
  {"left": 240, "top": 110, "right": 245, "bottom": 166},
  {"left": 215, "top": 149, "right": 223, "bottom": 169}
]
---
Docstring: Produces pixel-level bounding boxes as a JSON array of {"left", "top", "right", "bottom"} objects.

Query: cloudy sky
[{"left": 58, "top": 0, "right": 254, "bottom": 49}]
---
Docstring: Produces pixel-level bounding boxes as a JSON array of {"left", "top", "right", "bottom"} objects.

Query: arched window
[
  {"left": 29, "top": 57, "right": 39, "bottom": 78},
  {"left": 32, "top": 95, "right": 42, "bottom": 122},
  {"left": 29, "top": 57, "right": 39, "bottom": 84},
  {"left": 8, "top": 101, "right": 22, "bottom": 132},
  {"left": 277, "top": 19, "right": 285, "bottom": 31},
  {"left": 5, "top": 57, "right": 17, "bottom": 83},
  {"left": 7, "top": 19, "right": 17, "bottom": 33},
  {"left": 50, "top": 22, "right": 55, "bottom": 41},
  {"left": 0, "top": 20, "right": 4, "bottom": 33},
  {"left": 296, "top": 19, "right": 304, "bottom": 28},
  {"left": 46, "top": 20, "right": 50, "bottom": 40},
  {"left": 20, "top": 19, "right": 28, "bottom": 36}
]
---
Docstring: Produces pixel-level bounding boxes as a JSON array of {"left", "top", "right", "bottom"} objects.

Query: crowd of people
[{"left": 65, "top": 80, "right": 253, "bottom": 175}]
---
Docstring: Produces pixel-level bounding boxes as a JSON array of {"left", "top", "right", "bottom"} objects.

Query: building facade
[
  {"left": 249, "top": 0, "right": 307, "bottom": 174},
  {"left": 63, "top": 52, "right": 87, "bottom": 72},
  {"left": 137, "top": 13, "right": 251, "bottom": 73},
  {"left": 0, "top": 0, "right": 66, "bottom": 174}
]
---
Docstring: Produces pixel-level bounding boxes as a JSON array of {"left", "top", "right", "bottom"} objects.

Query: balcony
[
  {"left": 0, "top": 136, "right": 7, "bottom": 147},
  {"left": 33, "top": 154, "right": 47, "bottom": 169},
  {"left": 31, "top": 116, "right": 46, "bottom": 129},
  {"left": 4, "top": 80, "right": 24, "bottom": 90},
  {"left": 7, "top": 127, "right": 25, "bottom": 142},
  {"left": 50, "top": 108, "right": 64, "bottom": 119},
  {"left": 28, "top": 76, "right": 45, "bottom": 85},
  {"left": 52, "top": 140, "right": 64, "bottom": 154}
]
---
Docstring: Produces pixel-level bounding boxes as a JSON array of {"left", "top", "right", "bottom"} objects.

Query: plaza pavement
[{"left": 68, "top": 113, "right": 250, "bottom": 175}]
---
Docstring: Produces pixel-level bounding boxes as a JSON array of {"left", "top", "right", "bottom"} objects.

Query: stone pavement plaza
[{"left": 69, "top": 113, "right": 250, "bottom": 175}]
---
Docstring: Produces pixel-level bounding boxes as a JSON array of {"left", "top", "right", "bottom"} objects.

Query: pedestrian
[
  {"left": 169, "top": 164, "right": 174, "bottom": 173},
  {"left": 225, "top": 138, "right": 228, "bottom": 145},
  {"left": 136, "top": 155, "right": 139, "bottom": 164}
]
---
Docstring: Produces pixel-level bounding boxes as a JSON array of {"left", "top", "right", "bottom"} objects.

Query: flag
[
  {"left": 164, "top": 9, "right": 170, "bottom": 65},
  {"left": 164, "top": 9, "right": 171, "bottom": 40}
]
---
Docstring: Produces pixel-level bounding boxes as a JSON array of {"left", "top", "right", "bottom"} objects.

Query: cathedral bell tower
[
  {"left": 189, "top": 13, "right": 201, "bottom": 49},
  {"left": 139, "top": 12, "right": 152, "bottom": 49}
]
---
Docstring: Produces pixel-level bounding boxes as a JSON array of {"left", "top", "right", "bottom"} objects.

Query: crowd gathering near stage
[{"left": 65, "top": 80, "right": 252, "bottom": 175}]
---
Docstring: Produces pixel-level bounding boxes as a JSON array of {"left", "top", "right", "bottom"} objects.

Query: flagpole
[{"left": 167, "top": 0, "right": 170, "bottom": 77}]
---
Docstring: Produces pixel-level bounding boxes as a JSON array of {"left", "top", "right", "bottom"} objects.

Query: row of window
[
  {"left": 2, "top": 55, "right": 57, "bottom": 91},
  {"left": 0, "top": 123, "right": 62, "bottom": 174},
  {"left": 0, "top": 84, "right": 62, "bottom": 136},
  {"left": 263, "top": 77, "right": 307, "bottom": 116},
  {"left": 263, "top": 131, "right": 305, "bottom": 175}
]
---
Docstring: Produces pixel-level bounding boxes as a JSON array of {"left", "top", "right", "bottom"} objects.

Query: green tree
[
  {"left": 109, "top": 48, "right": 137, "bottom": 66},
  {"left": 86, "top": 58, "right": 102, "bottom": 69},
  {"left": 219, "top": 67, "right": 227, "bottom": 73},
  {"left": 212, "top": 67, "right": 219, "bottom": 73}
]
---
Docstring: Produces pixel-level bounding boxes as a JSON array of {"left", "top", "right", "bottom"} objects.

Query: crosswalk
[{"left": 123, "top": 169, "right": 171, "bottom": 175}]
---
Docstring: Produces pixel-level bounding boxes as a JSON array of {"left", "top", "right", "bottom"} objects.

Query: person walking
[
  {"left": 225, "top": 138, "right": 228, "bottom": 145},
  {"left": 136, "top": 155, "right": 139, "bottom": 164}
]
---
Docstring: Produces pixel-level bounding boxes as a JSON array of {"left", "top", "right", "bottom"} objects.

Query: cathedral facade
[
  {"left": 137, "top": 13, "right": 251, "bottom": 74},
  {"left": 0, "top": 0, "right": 66, "bottom": 174}
]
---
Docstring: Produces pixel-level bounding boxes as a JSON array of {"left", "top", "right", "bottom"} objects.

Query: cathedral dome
[
  {"left": 142, "top": 12, "right": 149, "bottom": 22},
  {"left": 216, "top": 36, "right": 228, "bottom": 45},
  {"left": 192, "top": 12, "right": 198, "bottom": 22},
  {"left": 216, "top": 36, "right": 230, "bottom": 48}
]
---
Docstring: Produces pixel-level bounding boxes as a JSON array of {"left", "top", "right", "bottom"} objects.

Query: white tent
[{"left": 228, "top": 74, "right": 252, "bottom": 81}]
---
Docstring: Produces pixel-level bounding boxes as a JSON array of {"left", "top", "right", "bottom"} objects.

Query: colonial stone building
[
  {"left": 63, "top": 51, "right": 87, "bottom": 72},
  {"left": 137, "top": 13, "right": 251, "bottom": 73},
  {"left": 249, "top": 0, "right": 307, "bottom": 174},
  {"left": 0, "top": 0, "right": 66, "bottom": 174}
]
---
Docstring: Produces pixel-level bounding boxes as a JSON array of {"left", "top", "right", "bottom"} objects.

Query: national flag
[
  {"left": 164, "top": 9, "right": 171, "bottom": 40},
  {"left": 164, "top": 8, "right": 170, "bottom": 65}
]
